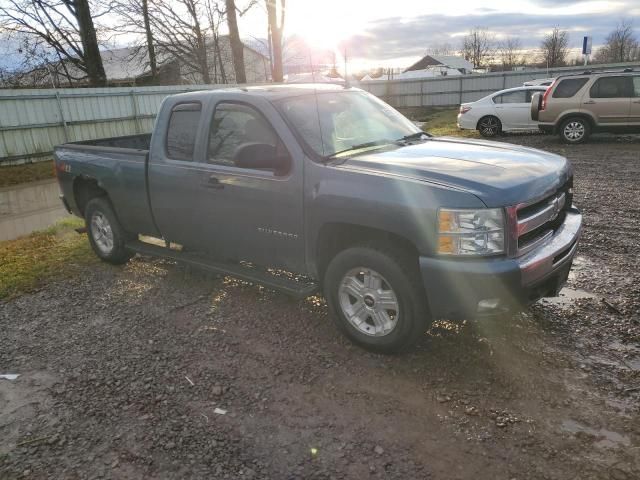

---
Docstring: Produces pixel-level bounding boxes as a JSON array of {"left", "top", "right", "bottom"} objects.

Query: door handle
[
  {"left": 203, "top": 175, "right": 224, "bottom": 189},
  {"left": 583, "top": 100, "right": 596, "bottom": 104},
  {"left": 633, "top": 100, "right": 640, "bottom": 104}
]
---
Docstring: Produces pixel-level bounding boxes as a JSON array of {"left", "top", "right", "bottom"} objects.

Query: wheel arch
[
  {"left": 314, "top": 222, "right": 421, "bottom": 284},
  {"left": 72, "top": 176, "right": 108, "bottom": 216},
  {"left": 476, "top": 114, "right": 502, "bottom": 130},
  {"left": 555, "top": 112, "right": 596, "bottom": 133}
]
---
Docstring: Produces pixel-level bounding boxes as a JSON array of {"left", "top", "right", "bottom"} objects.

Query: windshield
[{"left": 277, "top": 90, "right": 421, "bottom": 158}]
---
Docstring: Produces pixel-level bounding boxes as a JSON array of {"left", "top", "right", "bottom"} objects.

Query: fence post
[
  {"left": 459, "top": 77, "right": 463, "bottom": 105},
  {"left": 55, "top": 92, "right": 69, "bottom": 142},
  {"left": 502, "top": 73, "right": 506, "bottom": 89},
  {"left": 130, "top": 90, "right": 140, "bottom": 133},
  {"left": 420, "top": 80, "right": 424, "bottom": 107}
]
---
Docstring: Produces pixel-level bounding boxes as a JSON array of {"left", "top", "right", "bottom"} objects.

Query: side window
[
  {"left": 552, "top": 78, "right": 589, "bottom": 98},
  {"left": 166, "top": 103, "right": 202, "bottom": 161},
  {"left": 525, "top": 89, "right": 545, "bottom": 103},
  {"left": 208, "top": 103, "right": 277, "bottom": 167},
  {"left": 632, "top": 76, "right": 640, "bottom": 97},
  {"left": 589, "top": 76, "right": 632, "bottom": 98},
  {"left": 493, "top": 90, "right": 527, "bottom": 104}
]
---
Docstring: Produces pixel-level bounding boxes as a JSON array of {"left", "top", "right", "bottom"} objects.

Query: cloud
[{"left": 340, "top": 4, "right": 635, "bottom": 62}]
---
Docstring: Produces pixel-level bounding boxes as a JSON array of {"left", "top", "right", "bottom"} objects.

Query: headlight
[{"left": 437, "top": 208, "right": 505, "bottom": 256}]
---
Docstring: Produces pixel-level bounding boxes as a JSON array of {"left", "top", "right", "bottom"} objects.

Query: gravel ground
[{"left": 1, "top": 133, "right": 639, "bottom": 479}]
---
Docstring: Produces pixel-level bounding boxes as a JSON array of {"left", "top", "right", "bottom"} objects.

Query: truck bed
[
  {"left": 63, "top": 133, "right": 151, "bottom": 151},
  {"left": 54, "top": 133, "right": 157, "bottom": 237}
]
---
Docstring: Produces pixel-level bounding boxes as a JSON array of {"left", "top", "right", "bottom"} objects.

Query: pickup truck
[{"left": 54, "top": 84, "right": 582, "bottom": 353}]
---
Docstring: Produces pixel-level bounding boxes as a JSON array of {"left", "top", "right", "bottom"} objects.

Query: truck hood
[{"left": 336, "top": 137, "right": 572, "bottom": 207}]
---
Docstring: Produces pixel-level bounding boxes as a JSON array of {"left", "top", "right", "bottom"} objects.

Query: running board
[{"left": 125, "top": 240, "right": 319, "bottom": 300}]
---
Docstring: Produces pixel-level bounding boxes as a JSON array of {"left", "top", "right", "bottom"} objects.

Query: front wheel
[
  {"left": 324, "top": 245, "right": 430, "bottom": 354},
  {"left": 478, "top": 115, "right": 501, "bottom": 137},
  {"left": 85, "top": 197, "right": 134, "bottom": 264}
]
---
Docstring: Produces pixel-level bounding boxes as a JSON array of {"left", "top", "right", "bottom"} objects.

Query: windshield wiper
[
  {"left": 396, "top": 131, "right": 431, "bottom": 143},
  {"left": 326, "top": 139, "right": 393, "bottom": 159}
]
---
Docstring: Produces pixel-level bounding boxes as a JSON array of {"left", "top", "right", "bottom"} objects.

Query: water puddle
[
  {"left": 561, "top": 419, "right": 630, "bottom": 449},
  {"left": 540, "top": 287, "right": 599, "bottom": 307}
]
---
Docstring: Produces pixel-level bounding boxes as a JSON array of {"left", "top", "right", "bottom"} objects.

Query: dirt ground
[{"left": 1, "top": 133, "right": 639, "bottom": 479}]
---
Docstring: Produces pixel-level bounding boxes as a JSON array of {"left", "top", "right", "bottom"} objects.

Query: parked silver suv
[{"left": 531, "top": 70, "right": 640, "bottom": 143}]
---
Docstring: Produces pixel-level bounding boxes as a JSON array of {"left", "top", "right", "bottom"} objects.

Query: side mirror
[{"left": 233, "top": 143, "right": 289, "bottom": 174}]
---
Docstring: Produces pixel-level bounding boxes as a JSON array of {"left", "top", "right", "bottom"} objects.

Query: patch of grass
[
  {"left": 0, "top": 217, "right": 96, "bottom": 300},
  {"left": 417, "top": 107, "right": 479, "bottom": 138},
  {"left": 0, "top": 160, "right": 55, "bottom": 188}
]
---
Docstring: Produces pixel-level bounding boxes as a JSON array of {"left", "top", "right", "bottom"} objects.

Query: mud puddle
[{"left": 561, "top": 419, "right": 631, "bottom": 449}]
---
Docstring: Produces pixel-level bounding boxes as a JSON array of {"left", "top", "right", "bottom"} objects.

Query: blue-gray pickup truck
[{"left": 54, "top": 84, "right": 582, "bottom": 352}]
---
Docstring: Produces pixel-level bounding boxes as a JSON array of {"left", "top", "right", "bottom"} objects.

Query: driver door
[{"left": 196, "top": 101, "right": 305, "bottom": 272}]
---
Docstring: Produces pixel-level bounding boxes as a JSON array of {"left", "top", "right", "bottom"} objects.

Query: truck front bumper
[{"left": 419, "top": 207, "right": 582, "bottom": 320}]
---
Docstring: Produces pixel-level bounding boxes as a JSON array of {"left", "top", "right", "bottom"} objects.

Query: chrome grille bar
[{"left": 518, "top": 192, "right": 566, "bottom": 236}]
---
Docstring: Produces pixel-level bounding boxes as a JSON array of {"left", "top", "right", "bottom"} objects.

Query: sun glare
[{"left": 290, "top": 3, "right": 365, "bottom": 50}]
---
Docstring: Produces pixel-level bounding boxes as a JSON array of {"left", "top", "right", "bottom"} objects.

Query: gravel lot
[{"left": 1, "top": 133, "right": 639, "bottom": 479}]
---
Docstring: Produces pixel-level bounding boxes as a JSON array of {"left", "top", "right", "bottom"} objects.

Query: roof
[
  {"left": 100, "top": 39, "right": 269, "bottom": 81},
  {"left": 284, "top": 72, "right": 345, "bottom": 84},
  {"left": 405, "top": 55, "right": 473, "bottom": 73},
  {"left": 171, "top": 83, "right": 352, "bottom": 102},
  {"left": 395, "top": 67, "right": 462, "bottom": 80}
]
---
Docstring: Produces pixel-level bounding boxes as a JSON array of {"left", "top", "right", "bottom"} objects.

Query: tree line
[
  {"left": 443, "top": 19, "right": 640, "bottom": 70},
  {"left": 0, "top": 0, "right": 286, "bottom": 87}
]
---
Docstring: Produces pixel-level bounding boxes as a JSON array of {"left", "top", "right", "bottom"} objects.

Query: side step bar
[{"left": 125, "top": 240, "right": 319, "bottom": 300}]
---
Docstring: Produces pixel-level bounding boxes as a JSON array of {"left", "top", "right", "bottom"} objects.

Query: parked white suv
[{"left": 457, "top": 86, "right": 548, "bottom": 137}]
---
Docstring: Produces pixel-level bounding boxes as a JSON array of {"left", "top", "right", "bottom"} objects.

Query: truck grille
[{"left": 516, "top": 178, "right": 572, "bottom": 255}]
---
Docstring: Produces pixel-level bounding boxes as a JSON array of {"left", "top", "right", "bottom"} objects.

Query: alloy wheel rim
[
  {"left": 564, "top": 121, "right": 585, "bottom": 141},
  {"left": 338, "top": 267, "right": 399, "bottom": 337},
  {"left": 480, "top": 117, "right": 498, "bottom": 135},
  {"left": 91, "top": 212, "right": 114, "bottom": 254}
]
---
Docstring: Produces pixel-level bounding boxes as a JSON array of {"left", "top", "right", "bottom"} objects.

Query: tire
[
  {"left": 84, "top": 197, "right": 134, "bottom": 265},
  {"left": 559, "top": 117, "right": 591, "bottom": 144},
  {"left": 477, "top": 115, "right": 501, "bottom": 137},
  {"left": 323, "top": 244, "right": 430, "bottom": 354}
]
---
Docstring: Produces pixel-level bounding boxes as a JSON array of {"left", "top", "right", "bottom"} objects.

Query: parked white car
[{"left": 457, "top": 86, "right": 548, "bottom": 137}]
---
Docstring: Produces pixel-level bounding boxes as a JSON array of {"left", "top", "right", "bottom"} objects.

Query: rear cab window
[
  {"left": 166, "top": 102, "right": 202, "bottom": 161},
  {"left": 552, "top": 78, "right": 589, "bottom": 98}
]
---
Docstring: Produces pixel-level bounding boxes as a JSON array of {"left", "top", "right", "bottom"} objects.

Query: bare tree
[
  {"left": 593, "top": 19, "right": 639, "bottom": 63},
  {"left": 426, "top": 42, "right": 455, "bottom": 56},
  {"left": 266, "top": 0, "right": 285, "bottom": 82},
  {"left": 0, "top": 0, "right": 107, "bottom": 86},
  {"left": 225, "top": 0, "right": 246, "bottom": 83},
  {"left": 110, "top": 0, "right": 158, "bottom": 80},
  {"left": 540, "top": 27, "right": 569, "bottom": 68},
  {"left": 498, "top": 36, "right": 522, "bottom": 70},
  {"left": 461, "top": 27, "right": 495, "bottom": 68},
  {"left": 148, "top": 0, "right": 212, "bottom": 83}
]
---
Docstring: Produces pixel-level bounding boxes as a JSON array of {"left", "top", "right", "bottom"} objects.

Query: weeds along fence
[{"left": 1, "top": 61, "right": 639, "bottom": 166}]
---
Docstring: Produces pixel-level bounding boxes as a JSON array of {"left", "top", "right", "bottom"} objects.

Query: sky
[
  {"left": 237, "top": 0, "right": 640, "bottom": 69},
  {"left": 0, "top": 0, "right": 638, "bottom": 72}
]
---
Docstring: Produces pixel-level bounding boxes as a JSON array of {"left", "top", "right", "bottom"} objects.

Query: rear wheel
[
  {"left": 559, "top": 117, "right": 590, "bottom": 144},
  {"left": 85, "top": 197, "right": 134, "bottom": 264},
  {"left": 324, "top": 244, "right": 430, "bottom": 354},
  {"left": 478, "top": 116, "right": 501, "bottom": 137}
]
